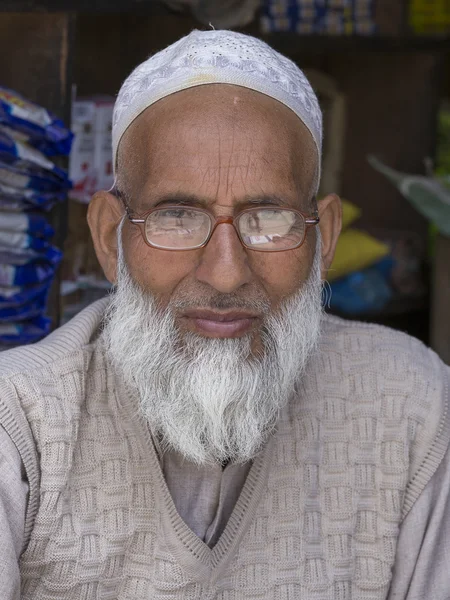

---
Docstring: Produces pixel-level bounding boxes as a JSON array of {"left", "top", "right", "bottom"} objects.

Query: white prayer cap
[{"left": 113, "top": 29, "right": 322, "bottom": 191}]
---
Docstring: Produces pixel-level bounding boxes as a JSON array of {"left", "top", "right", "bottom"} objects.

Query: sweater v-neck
[
  {"left": 151, "top": 425, "right": 273, "bottom": 582},
  {"left": 123, "top": 387, "right": 275, "bottom": 584}
]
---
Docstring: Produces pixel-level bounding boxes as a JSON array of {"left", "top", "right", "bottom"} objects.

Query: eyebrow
[{"left": 143, "top": 192, "right": 293, "bottom": 209}]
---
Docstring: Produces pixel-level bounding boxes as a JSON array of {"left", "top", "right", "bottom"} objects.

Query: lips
[{"left": 181, "top": 309, "right": 260, "bottom": 338}]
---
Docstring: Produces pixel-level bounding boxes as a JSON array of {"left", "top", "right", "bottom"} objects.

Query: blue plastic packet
[
  {"left": 0, "top": 160, "right": 71, "bottom": 192},
  {"left": 0, "top": 315, "right": 51, "bottom": 345},
  {"left": 0, "top": 281, "right": 51, "bottom": 307},
  {"left": 0, "top": 123, "right": 69, "bottom": 158},
  {"left": 0, "top": 87, "right": 73, "bottom": 156},
  {"left": 0, "top": 196, "right": 57, "bottom": 213},
  {"left": 0, "top": 290, "right": 48, "bottom": 322},
  {"left": 0, "top": 230, "right": 53, "bottom": 251},
  {"left": 0, "top": 129, "right": 69, "bottom": 181},
  {"left": 0, "top": 245, "right": 61, "bottom": 286},
  {"left": 0, "top": 212, "right": 54, "bottom": 238},
  {"left": 329, "top": 257, "right": 394, "bottom": 316},
  {"left": 0, "top": 260, "right": 58, "bottom": 286},
  {"left": 0, "top": 181, "right": 65, "bottom": 210},
  {"left": 0, "top": 244, "right": 61, "bottom": 265}
]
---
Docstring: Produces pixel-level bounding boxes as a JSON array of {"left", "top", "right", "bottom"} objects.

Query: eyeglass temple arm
[
  {"left": 305, "top": 210, "right": 320, "bottom": 225},
  {"left": 114, "top": 188, "right": 145, "bottom": 223}
]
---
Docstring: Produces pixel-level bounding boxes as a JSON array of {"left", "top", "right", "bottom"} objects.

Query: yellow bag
[
  {"left": 341, "top": 199, "right": 361, "bottom": 230},
  {"left": 328, "top": 228, "right": 389, "bottom": 281}
]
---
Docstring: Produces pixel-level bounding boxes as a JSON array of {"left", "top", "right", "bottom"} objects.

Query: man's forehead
[{"left": 117, "top": 85, "right": 317, "bottom": 203}]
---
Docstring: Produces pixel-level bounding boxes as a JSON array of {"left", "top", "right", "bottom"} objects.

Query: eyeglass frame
[{"left": 116, "top": 189, "right": 320, "bottom": 253}]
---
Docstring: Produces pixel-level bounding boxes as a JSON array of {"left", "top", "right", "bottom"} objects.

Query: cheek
[
  {"left": 121, "top": 225, "right": 197, "bottom": 303},
  {"left": 250, "top": 244, "right": 314, "bottom": 305}
]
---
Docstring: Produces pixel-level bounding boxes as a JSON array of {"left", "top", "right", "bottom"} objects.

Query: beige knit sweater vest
[{"left": 0, "top": 299, "right": 449, "bottom": 600}]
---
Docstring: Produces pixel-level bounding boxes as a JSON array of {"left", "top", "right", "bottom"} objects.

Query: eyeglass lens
[{"left": 144, "top": 207, "right": 306, "bottom": 250}]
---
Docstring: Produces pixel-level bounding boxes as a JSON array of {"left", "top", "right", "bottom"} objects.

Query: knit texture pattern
[{"left": 0, "top": 299, "right": 448, "bottom": 600}]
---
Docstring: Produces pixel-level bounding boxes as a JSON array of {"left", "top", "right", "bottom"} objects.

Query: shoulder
[
  {"left": 320, "top": 313, "right": 448, "bottom": 394},
  {"left": 0, "top": 297, "right": 110, "bottom": 380},
  {"left": 0, "top": 297, "right": 111, "bottom": 454},
  {"left": 319, "top": 314, "right": 450, "bottom": 517}
]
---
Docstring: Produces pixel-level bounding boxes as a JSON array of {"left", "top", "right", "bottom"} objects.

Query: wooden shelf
[
  {"left": 261, "top": 33, "right": 450, "bottom": 55},
  {"left": 0, "top": 0, "right": 167, "bottom": 12}
]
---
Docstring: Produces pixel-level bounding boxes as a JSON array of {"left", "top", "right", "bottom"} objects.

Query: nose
[{"left": 195, "top": 222, "right": 252, "bottom": 293}]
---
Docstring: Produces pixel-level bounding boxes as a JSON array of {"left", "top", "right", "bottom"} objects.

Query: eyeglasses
[{"left": 119, "top": 195, "right": 320, "bottom": 253}]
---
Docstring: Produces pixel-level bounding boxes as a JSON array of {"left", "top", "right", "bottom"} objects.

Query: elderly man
[{"left": 0, "top": 29, "right": 449, "bottom": 600}]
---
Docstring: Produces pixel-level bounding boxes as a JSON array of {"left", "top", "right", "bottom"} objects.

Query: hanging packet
[
  {"left": 0, "top": 230, "right": 53, "bottom": 251},
  {"left": 0, "top": 160, "right": 71, "bottom": 192},
  {"left": 0, "top": 181, "right": 64, "bottom": 210},
  {"left": 0, "top": 212, "right": 54, "bottom": 237},
  {"left": 0, "top": 260, "right": 58, "bottom": 286},
  {"left": 0, "top": 244, "right": 61, "bottom": 265},
  {"left": 0, "top": 315, "right": 51, "bottom": 345},
  {"left": 0, "top": 281, "right": 51, "bottom": 308},
  {"left": 0, "top": 129, "right": 69, "bottom": 181},
  {"left": 0, "top": 87, "right": 73, "bottom": 156},
  {"left": 0, "top": 245, "right": 61, "bottom": 286},
  {"left": 0, "top": 293, "right": 48, "bottom": 322}
]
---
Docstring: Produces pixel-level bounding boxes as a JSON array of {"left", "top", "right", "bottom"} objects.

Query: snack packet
[
  {"left": 0, "top": 245, "right": 61, "bottom": 286},
  {"left": 0, "top": 293, "right": 48, "bottom": 322},
  {"left": 0, "top": 212, "right": 54, "bottom": 237},
  {"left": 0, "top": 197, "right": 56, "bottom": 213},
  {"left": 0, "top": 315, "right": 51, "bottom": 345},
  {"left": 0, "top": 230, "right": 53, "bottom": 251},
  {"left": 0, "top": 181, "right": 65, "bottom": 210},
  {"left": 0, "top": 160, "right": 71, "bottom": 192},
  {"left": 0, "top": 87, "right": 73, "bottom": 156},
  {"left": 0, "top": 129, "right": 68, "bottom": 181},
  {"left": 0, "top": 244, "right": 61, "bottom": 264},
  {"left": 0, "top": 281, "right": 51, "bottom": 307},
  {"left": 0, "top": 261, "right": 57, "bottom": 286}
]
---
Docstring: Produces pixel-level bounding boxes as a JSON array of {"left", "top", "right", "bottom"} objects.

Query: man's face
[
  {"left": 113, "top": 85, "right": 321, "bottom": 347},
  {"left": 91, "top": 84, "right": 341, "bottom": 463}
]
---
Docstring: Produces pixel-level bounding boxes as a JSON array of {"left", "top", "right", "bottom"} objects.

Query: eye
[
  {"left": 156, "top": 207, "right": 201, "bottom": 220},
  {"left": 261, "top": 209, "right": 283, "bottom": 220},
  {"left": 161, "top": 208, "right": 190, "bottom": 218}
]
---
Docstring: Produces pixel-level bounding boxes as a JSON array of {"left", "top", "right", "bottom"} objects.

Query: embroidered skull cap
[{"left": 113, "top": 29, "right": 322, "bottom": 191}]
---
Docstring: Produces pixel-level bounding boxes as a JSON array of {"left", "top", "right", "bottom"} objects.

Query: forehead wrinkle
[{"left": 117, "top": 84, "right": 317, "bottom": 207}]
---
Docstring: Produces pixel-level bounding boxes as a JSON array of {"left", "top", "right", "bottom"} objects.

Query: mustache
[{"left": 169, "top": 293, "right": 271, "bottom": 314}]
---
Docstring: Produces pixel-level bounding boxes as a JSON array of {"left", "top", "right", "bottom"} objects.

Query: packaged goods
[
  {"left": 69, "top": 97, "right": 114, "bottom": 203},
  {"left": 328, "top": 228, "right": 390, "bottom": 281},
  {"left": 0, "top": 230, "right": 52, "bottom": 251},
  {"left": 0, "top": 316, "right": 51, "bottom": 345},
  {"left": 410, "top": 0, "right": 450, "bottom": 34},
  {"left": 0, "top": 181, "right": 64, "bottom": 211},
  {"left": 0, "top": 281, "right": 51, "bottom": 307},
  {"left": 261, "top": 0, "right": 376, "bottom": 34},
  {"left": 341, "top": 199, "right": 361, "bottom": 230},
  {"left": 0, "top": 86, "right": 72, "bottom": 347},
  {"left": 0, "top": 292, "right": 48, "bottom": 322},
  {"left": 0, "top": 196, "right": 57, "bottom": 213},
  {"left": 0, "top": 242, "right": 61, "bottom": 286},
  {"left": 0, "top": 160, "right": 71, "bottom": 192},
  {"left": 329, "top": 257, "right": 394, "bottom": 315},
  {"left": 0, "top": 244, "right": 61, "bottom": 265},
  {"left": 0, "top": 259, "right": 59, "bottom": 287},
  {"left": 0, "top": 87, "right": 73, "bottom": 155},
  {"left": 0, "top": 212, "right": 54, "bottom": 238},
  {"left": 0, "top": 128, "right": 68, "bottom": 181}
]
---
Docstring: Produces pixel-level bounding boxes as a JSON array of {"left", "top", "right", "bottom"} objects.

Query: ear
[
  {"left": 317, "top": 193, "right": 342, "bottom": 279},
  {"left": 87, "top": 191, "right": 124, "bottom": 284}
]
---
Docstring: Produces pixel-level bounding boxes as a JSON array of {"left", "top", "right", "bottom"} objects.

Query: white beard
[{"left": 102, "top": 222, "right": 324, "bottom": 465}]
